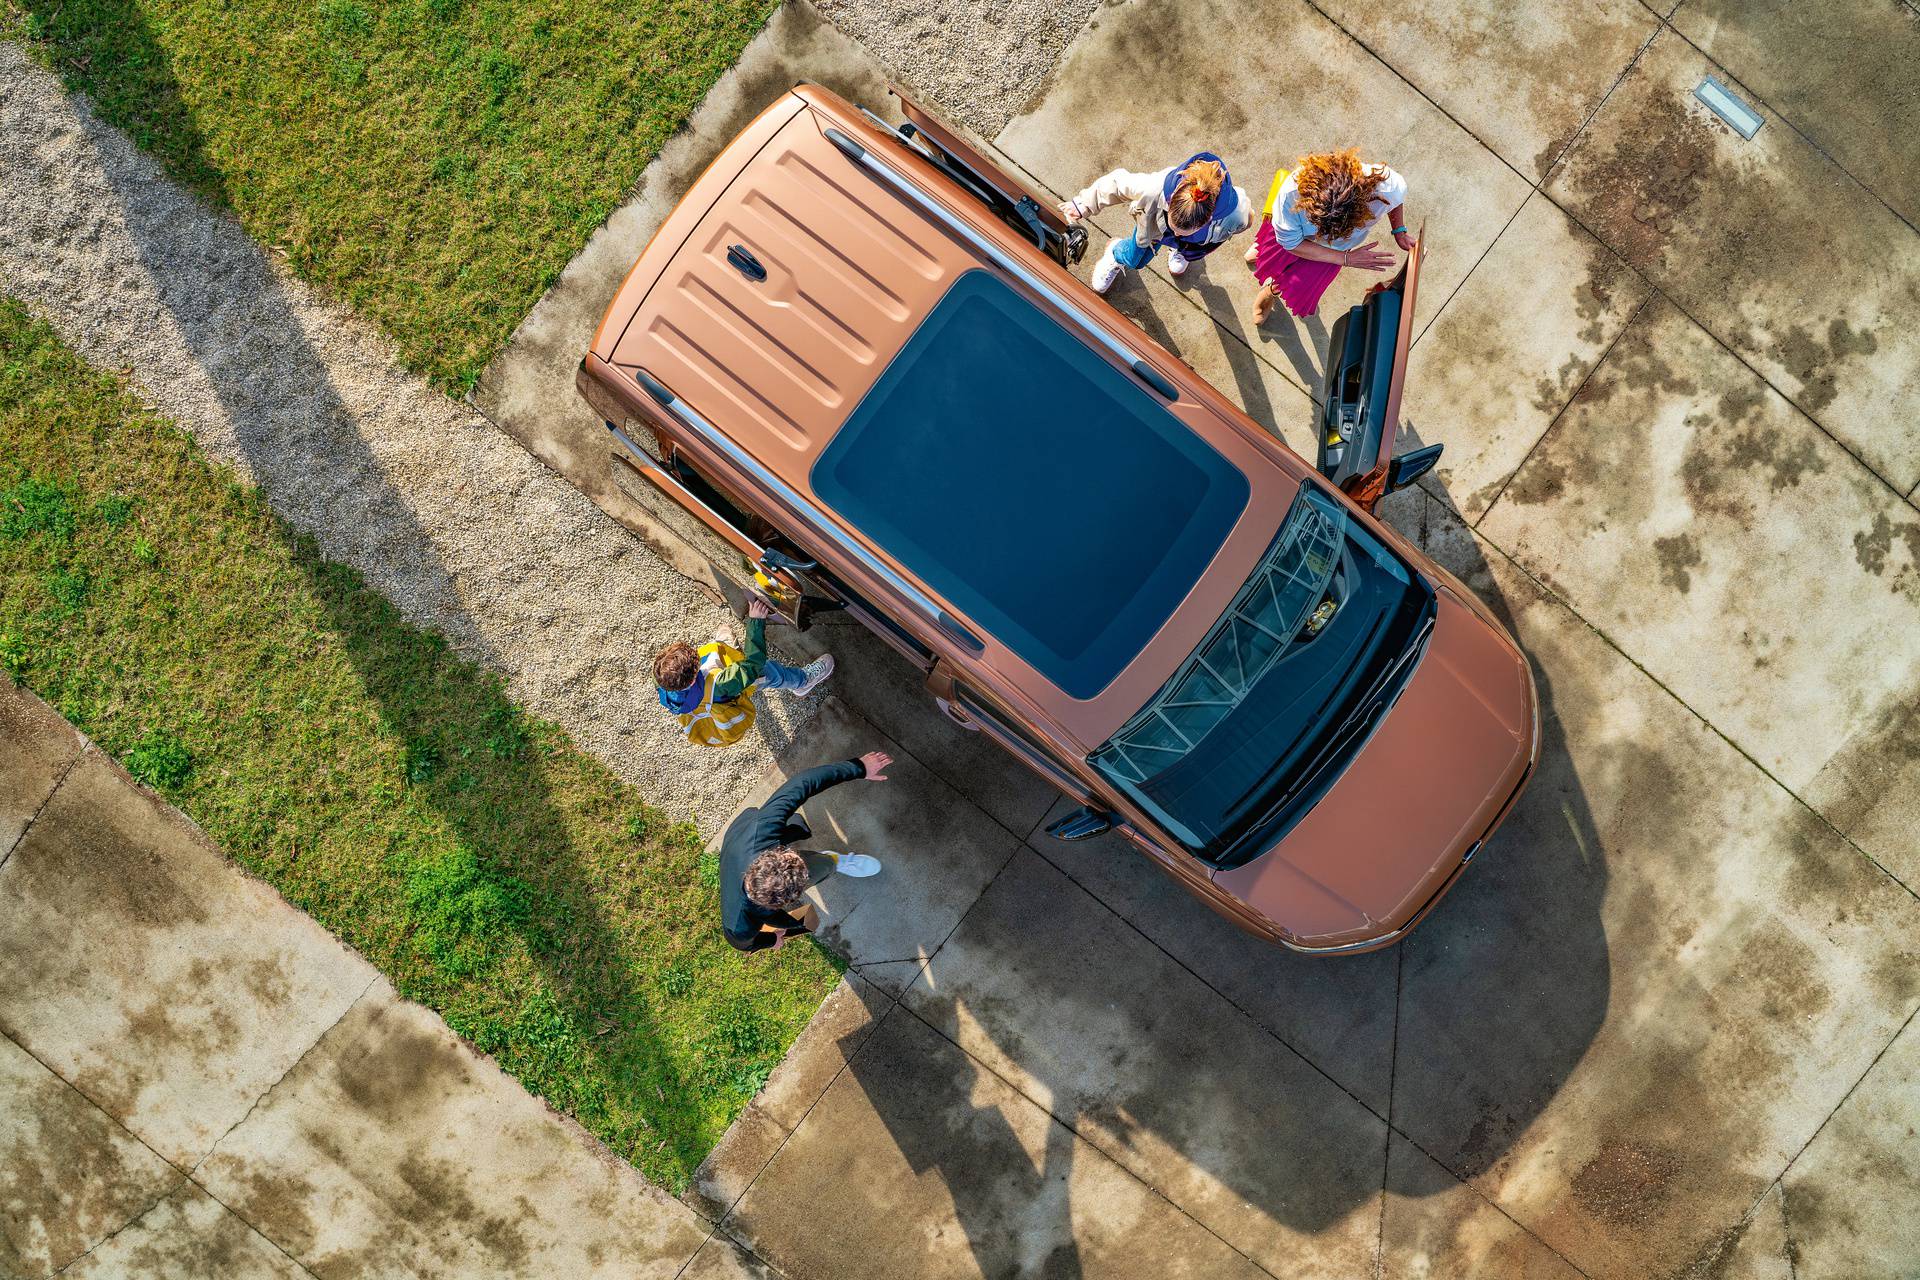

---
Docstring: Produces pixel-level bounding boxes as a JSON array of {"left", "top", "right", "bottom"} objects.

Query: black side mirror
[
  {"left": 1387, "top": 443, "right": 1444, "bottom": 493},
  {"left": 1045, "top": 806, "right": 1114, "bottom": 842}
]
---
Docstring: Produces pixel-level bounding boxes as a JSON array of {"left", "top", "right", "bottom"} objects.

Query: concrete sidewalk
[{"left": 0, "top": 675, "right": 777, "bottom": 1279}]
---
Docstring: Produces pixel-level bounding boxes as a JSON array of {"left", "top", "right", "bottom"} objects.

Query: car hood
[{"left": 1211, "top": 586, "right": 1534, "bottom": 948}]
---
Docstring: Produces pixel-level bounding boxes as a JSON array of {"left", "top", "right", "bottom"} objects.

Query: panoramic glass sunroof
[{"left": 810, "top": 270, "right": 1250, "bottom": 699}]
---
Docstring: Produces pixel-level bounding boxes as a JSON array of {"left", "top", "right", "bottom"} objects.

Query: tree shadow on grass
[{"left": 16, "top": 0, "right": 756, "bottom": 1190}]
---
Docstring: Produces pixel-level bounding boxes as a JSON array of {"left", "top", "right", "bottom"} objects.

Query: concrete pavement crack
[
  {"left": 184, "top": 970, "right": 381, "bottom": 1180},
  {"left": 0, "top": 743, "right": 88, "bottom": 875},
  {"left": 49, "top": 1172, "right": 191, "bottom": 1278}
]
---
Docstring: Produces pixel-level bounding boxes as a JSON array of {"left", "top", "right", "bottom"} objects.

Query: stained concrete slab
[
  {"left": 1699, "top": 1182, "right": 1795, "bottom": 1280},
  {"left": 1379, "top": 1136, "right": 1581, "bottom": 1279},
  {"left": 1030, "top": 795, "right": 1399, "bottom": 1114},
  {"left": 1479, "top": 300, "right": 1920, "bottom": 888},
  {"left": 0, "top": 1031, "right": 179, "bottom": 1278},
  {"left": 1545, "top": 27, "right": 1920, "bottom": 491},
  {"left": 471, "top": 0, "right": 894, "bottom": 606},
  {"left": 1673, "top": 0, "right": 1920, "bottom": 229},
  {"left": 1390, "top": 539, "right": 1920, "bottom": 1278},
  {"left": 1779, "top": 1013, "right": 1920, "bottom": 1279},
  {"left": 0, "top": 674, "right": 83, "bottom": 861},
  {"left": 904, "top": 849, "right": 1386, "bottom": 1278},
  {"left": 58, "top": 1180, "right": 309, "bottom": 1280},
  {"left": 687, "top": 1102, "right": 791, "bottom": 1223},
  {"left": 0, "top": 750, "right": 375, "bottom": 1169},
  {"left": 755, "top": 971, "right": 890, "bottom": 1133},
  {"left": 1402, "top": 190, "right": 1651, "bottom": 520},
  {"left": 723, "top": 697, "right": 1021, "bottom": 967},
  {"left": 1313, "top": 0, "right": 1657, "bottom": 179},
  {"left": 193, "top": 977, "right": 712, "bottom": 1279},
  {"left": 996, "top": 0, "right": 1534, "bottom": 372},
  {"left": 728, "top": 1006, "right": 1270, "bottom": 1280},
  {"left": 682, "top": 1235, "right": 784, "bottom": 1280}
]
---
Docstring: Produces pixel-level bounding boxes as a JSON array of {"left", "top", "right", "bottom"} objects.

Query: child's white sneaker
[
  {"left": 1167, "top": 247, "right": 1191, "bottom": 276},
  {"left": 1090, "top": 243, "right": 1125, "bottom": 295},
  {"left": 793, "top": 654, "right": 835, "bottom": 697}
]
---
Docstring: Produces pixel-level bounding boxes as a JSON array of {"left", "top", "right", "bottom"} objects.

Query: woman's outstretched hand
[
  {"left": 1393, "top": 227, "right": 1416, "bottom": 252},
  {"left": 1344, "top": 240, "right": 1398, "bottom": 271},
  {"left": 858, "top": 750, "right": 893, "bottom": 781}
]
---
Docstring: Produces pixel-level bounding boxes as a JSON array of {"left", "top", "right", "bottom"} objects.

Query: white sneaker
[
  {"left": 830, "top": 852, "right": 882, "bottom": 878},
  {"left": 1090, "top": 243, "right": 1125, "bottom": 295},
  {"left": 1167, "top": 247, "right": 1191, "bottom": 277},
  {"left": 792, "top": 654, "right": 835, "bottom": 697}
]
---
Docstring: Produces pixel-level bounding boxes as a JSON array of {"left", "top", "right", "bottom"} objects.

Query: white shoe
[
  {"left": 830, "top": 852, "right": 882, "bottom": 878},
  {"left": 1167, "top": 247, "right": 1191, "bottom": 277},
  {"left": 792, "top": 654, "right": 835, "bottom": 697},
  {"left": 1090, "top": 244, "right": 1125, "bottom": 295}
]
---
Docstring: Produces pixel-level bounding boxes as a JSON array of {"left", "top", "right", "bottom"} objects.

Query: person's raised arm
[
  {"left": 710, "top": 601, "right": 771, "bottom": 703},
  {"left": 757, "top": 752, "right": 891, "bottom": 830}
]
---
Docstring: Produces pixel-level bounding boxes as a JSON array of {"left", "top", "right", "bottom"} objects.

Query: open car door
[
  {"left": 1314, "top": 225, "right": 1443, "bottom": 512},
  {"left": 885, "top": 84, "right": 1088, "bottom": 267}
]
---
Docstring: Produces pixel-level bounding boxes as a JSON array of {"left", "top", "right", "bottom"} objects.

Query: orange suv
[{"left": 577, "top": 84, "right": 1540, "bottom": 953}]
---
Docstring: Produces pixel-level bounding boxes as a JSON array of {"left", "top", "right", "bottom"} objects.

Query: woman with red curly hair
[{"left": 1246, "top": 149, "right": 1414, "bottom": 323}]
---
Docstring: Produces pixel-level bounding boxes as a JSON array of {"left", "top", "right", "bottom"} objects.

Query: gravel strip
[
  {"left": 0, "top": 43, "right": 816, "bottom": 831},
  {"left": 816, "top": 0, "right": 1099, "bottom": 137}
]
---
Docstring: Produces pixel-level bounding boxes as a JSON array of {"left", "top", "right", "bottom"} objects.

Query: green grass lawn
[
  {"left": 0, "top": 297, "right": 839, "bottom": 1191},
  {"left": 5, "top": 0, "right": 776, "bottom": 392}
]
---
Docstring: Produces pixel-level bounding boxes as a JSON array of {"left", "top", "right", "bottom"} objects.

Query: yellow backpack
[{"left": 674, "top": 641, "right": 759, "bottom": 748}]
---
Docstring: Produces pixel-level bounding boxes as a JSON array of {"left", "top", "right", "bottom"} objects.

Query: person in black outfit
[{"left": 720, "top": 751, "right": 891, "bottom": 953}]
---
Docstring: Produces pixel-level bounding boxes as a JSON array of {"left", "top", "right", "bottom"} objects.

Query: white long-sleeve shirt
[
  {"left": 1068, "top": 167, "right": 1253, "bottom": 250},
  {"left": 1269, "top": 164, "right": 1409, "bottom": 252}
]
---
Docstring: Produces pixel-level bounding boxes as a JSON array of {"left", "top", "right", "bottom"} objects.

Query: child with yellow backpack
[{"left": 652, "top": 599, "right": 834, "bottom": 748}]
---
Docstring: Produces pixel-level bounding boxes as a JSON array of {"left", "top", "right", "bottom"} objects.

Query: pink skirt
[{"left": 1250, "top": 219, "right": 1340, "bottom": 317}]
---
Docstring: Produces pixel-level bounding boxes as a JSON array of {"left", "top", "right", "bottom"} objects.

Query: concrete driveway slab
[
  {"left": 1404, "top": 190, "right": 1651, "bottom": 519},
  {"left": 1479, "top": 300, "right": 1920, "bottom": 888},
  {"left": 193, "top": 977, "right": 711, "bottom": 1279},
  {"left": 1780, "top": 1012, "right": 1920, "bottom": 1278},
  {"left": 1673, "top": 0, "right": 1920, "bottom": 228},
  {"left": 683, "top": 1235, "right": 783, "bottom": 1279},
  {"left": 58, "top": 1181, "right": 309, "bottom": 1280},
  {"left": 0, "top": 1031, "right": 178, "bottom": 1278},
  {"left": 1391, "top": 542, "right": 1920, "bottom": 1278},
  {"left": 0, "top": 750, "right": 375, "bottom": 1169},
  {"left": 1313, "top": 0, "right": 1657, "bottom": 179},
  {"left": 729, "top": 698, "right": 1022, "bottom": 967},
  {"left": 996, "top": 0, "right": 1533, "bottom": 371},
  {"left": 1701, "top": 1182, "right": 1795, "bottom": 1280},
  {"left": 904, "top": 849, "right": 1386, "bottom": 1279},
  {"left": 1031, "top": 796, "right": 1398, "bottom": 1114},
  {"left": 1545, "top": 28, "right": 1920, "bottom": 491},
  {"left": 1379, "top": 1136, "right": 1580, "bottom": 1280},
  {"left": 0, "top": 673, "right": 83, "bottom": 860},
  {"left": 728, "top": 1006, "right": 1269, "bottom": 1280}
]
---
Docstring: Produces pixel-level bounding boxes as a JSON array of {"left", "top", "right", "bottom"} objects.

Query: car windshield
[
  {"left": 1091, "top": 483, "right": 1433, "bottom": 863},
  {"left": 810, "top": 270, "right": 1249, "bottom": 699}
]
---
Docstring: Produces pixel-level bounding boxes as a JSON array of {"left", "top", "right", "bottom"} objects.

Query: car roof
[{"left": 596, "top": 89, "right": 1313, "bottom": 750}]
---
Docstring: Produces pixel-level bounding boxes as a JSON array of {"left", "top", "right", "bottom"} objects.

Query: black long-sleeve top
[{"left": 719, "top": 758, "right": 867, "bottom": 952}]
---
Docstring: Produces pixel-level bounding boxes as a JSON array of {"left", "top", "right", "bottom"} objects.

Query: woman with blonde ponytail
[{"left": 1058, "top": 152, "right": 1252, "bottom": 295}]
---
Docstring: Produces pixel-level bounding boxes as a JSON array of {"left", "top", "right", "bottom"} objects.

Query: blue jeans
[
  {"left": 1111, "top": 235, "right": 1221, "bottom": 269},
  {"left": 757, "top": 659, "right": 809, "bottom": 692}
]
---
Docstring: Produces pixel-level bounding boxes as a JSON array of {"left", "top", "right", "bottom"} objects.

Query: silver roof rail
[
  {"left": 630, "top": 368, "right": 985, "bottom": 656},
  {"left": 823, "top": 126, "right": 1179, "bottom": 403}
]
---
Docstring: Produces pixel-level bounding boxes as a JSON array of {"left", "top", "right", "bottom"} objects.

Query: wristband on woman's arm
[{"left": 1392, "top": 225, "right": 1408, "bottom": 235}]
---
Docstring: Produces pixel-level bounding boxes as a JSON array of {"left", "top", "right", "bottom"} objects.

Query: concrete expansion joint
[
  {"left": 0, "top": 742, "right": 90, "bottom": 875},
  {"left": 184, "top": 970, "right": 383, "bottom": 1179},
  {"left": 47, "top": 1170, "right": 192, "bottom": 1279}
]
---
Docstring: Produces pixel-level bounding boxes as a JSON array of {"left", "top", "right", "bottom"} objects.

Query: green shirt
[{"left": 708, "top": 616, "right": 767, "bottom": 704}]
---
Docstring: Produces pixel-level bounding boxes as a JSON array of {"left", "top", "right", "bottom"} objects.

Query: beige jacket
[{"left": 1068, "top": 167, "right": 1253, "bottom": 250}]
